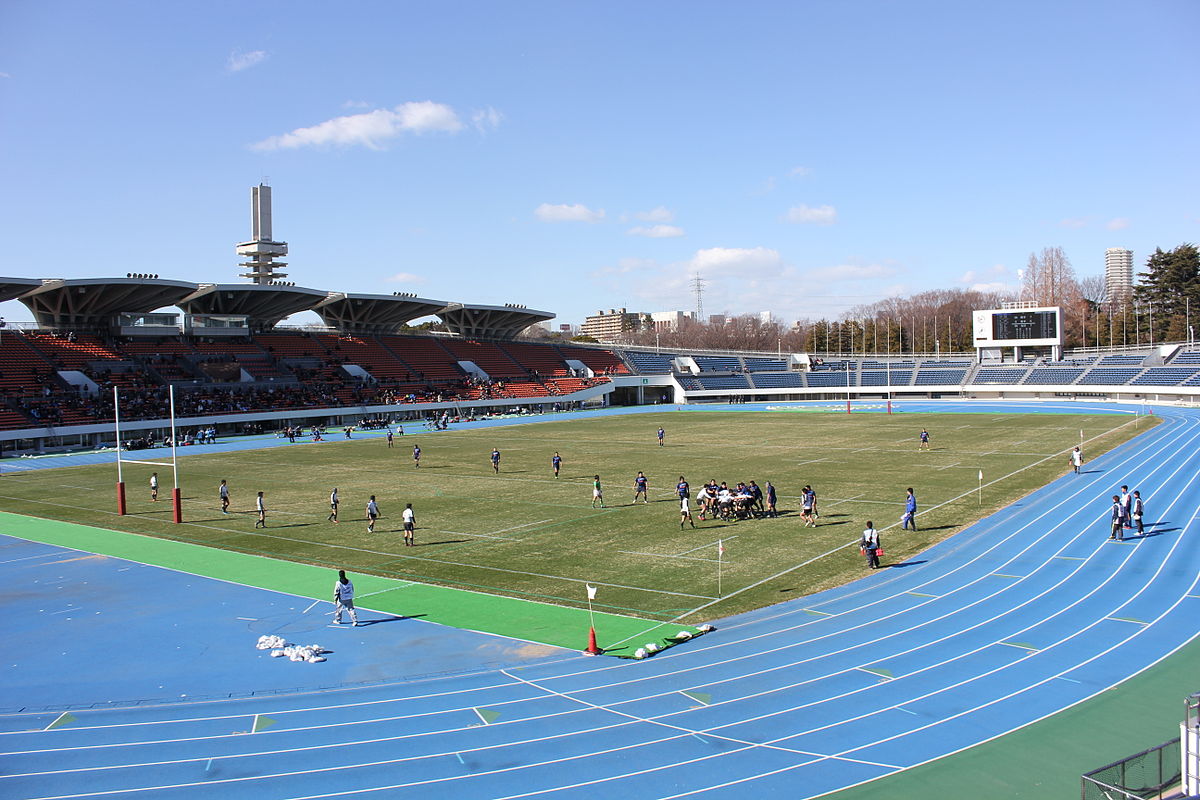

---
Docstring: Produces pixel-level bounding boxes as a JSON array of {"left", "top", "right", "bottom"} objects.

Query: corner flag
[{"left": 586, "top": 584, "right": 597, "bottom": 600}]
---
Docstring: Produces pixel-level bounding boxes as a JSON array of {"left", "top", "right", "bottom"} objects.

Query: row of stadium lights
[{"left": 126, "top": 273, "right": 160, "bottom": 279}]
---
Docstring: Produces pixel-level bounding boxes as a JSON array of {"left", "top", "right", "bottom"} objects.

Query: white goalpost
[{"left": 114, "top": 385, "right": 182, "bottom": 523}]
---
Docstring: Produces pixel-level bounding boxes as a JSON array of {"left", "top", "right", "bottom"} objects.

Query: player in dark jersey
[
  {"left": 676, "top": 476, "right": 690, "bottom": 500},
  {"left": 552, "top": 452, "right": 562, "bottom": 478},
  {"left": 919, "top": 428, "right": 930, "bottom": 451},
  {"left": 491, "top": 448, "right": 501, "bottom": 473},
  {"left": 412, "top": 444, "right": 421, "bottom": 468},
  {"left": 633, "top": 472, "right": 649, "bottom": 504},
  {"left": 657, "top": 427, "right": 665, "bottom": 447}
]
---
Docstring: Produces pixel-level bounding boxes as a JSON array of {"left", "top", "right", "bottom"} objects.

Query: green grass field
[{"left": 0, "top": 409, "right": 1151, "bottom": 622}]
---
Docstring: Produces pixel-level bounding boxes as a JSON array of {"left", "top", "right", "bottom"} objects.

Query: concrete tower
[
  {"left": 236, "top": 184, "right": 289, "bottom": 284},
  {"left": 1105, "top": 248, "right": 1133, "bottom": 307}
]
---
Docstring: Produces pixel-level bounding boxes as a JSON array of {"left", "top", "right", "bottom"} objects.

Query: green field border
[
  {"left": 1, "top": 511, "right": 698, "bottom": 655},
  {"left": 826, "top": 632, "right": 1200, "bottom": 799}
]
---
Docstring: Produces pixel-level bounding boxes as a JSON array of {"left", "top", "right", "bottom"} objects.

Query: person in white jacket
[{"left": 333, "top": 570, "right": 358, "bottom": 626}]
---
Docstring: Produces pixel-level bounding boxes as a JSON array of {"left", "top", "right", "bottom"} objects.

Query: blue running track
[{"left": 1, "top": 400, "right": 1197, "bottom": 798}]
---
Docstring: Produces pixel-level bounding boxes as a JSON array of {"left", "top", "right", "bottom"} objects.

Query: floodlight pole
[
  {"left": 114, "top": 386, "right": 126, "bottom": 515},
  {"left": 170, "top": 385, "right": 182, "bottom": 523}
]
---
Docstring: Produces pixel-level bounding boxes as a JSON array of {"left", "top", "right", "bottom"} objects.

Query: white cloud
[
  {"left": 342, "top": 100, "right": 371, "bottom": 109},
  {"left": 385, "top": 272, "right": 427, "bottom": 284},
  {"left": 472, "top": 106, "right": 503, "bottom": 133},
  {"left": 252, "top": 101, "right": 465, "bottom": 151},
  {"left": 785, "top": 204, "right": 838, "bottom": 225},
  {"left": 690, "top": 246, "right": 785, "bottom": 274},
  {"left": 0, "top": 72, "right": 11, "bottom": 79},
  {"left": 1059, "top": 217, "right": 1088, "bottom": 229},
  {"left": 969, "top": 281, "right": 1012, "bottom": 293},
  {"left": 804, "top": 263, "right": 894, "bottom": 282},
  {"left": 635, "top": 206, "right": 674, "bottom": 223},
  {"left": 959, "top": 270, "right": 978, "bottom": 283},
  {"left": 628, "top": 225, "right": 684, "bottom": 238},
  {"left": 789, "top": 166, "right": 812, "bottom": 178},
  {"left": 1106, "top": 217, "right": 1130, "bottom": 231},
  {"left": 534, "top": 203, "right": 605, "bottom": 223},
  {"left": 227, "top": 50, "right": 267, "bottom": 72}
]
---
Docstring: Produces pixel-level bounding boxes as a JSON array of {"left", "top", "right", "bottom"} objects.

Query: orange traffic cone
[{"left": 584, "top": 626, "right": 602, "bottom": 655}]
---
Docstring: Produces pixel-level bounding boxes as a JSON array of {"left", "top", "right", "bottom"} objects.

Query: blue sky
[{"left": 1, "top": 1, "right": 1197, "bottom": 329}]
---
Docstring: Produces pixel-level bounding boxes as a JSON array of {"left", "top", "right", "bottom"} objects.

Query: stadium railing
[{"left": 1080, "top": 737, "right": 1181, "bottom": 800}]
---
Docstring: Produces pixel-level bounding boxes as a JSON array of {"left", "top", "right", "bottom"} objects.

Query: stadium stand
[
  {"left": 1130, "top": 367, "right": 1200, "bottom": 386},
  {"left": 696, "top": 374, "right": 750, "bottom": 390},
  {"left": 914, "top": 368, "right": 968, "bottom": 385},
  {"left": 622, "top": 350, "right": 677, "bottom": 373},
  {"left": 500, "top": 341, "right": 572, "bottom": 377},
  {"left": 1077, "top": 367, "right": 1145, "bottom": 385},
  {"left": 750, "top": 372, "right": 805, "bottom": 388},
  {"left": 1170, "top": 350, "right": 1200, "bottom": 365},
  {"left": 1095, "top": 354, "right": 1147, "bottom": 366},
  {"left": 694, "top": 355, "right": 744, "bottom": 372},
  {"left": 860, "top": 370, "right": 913, "bottom": 386},
  {"left": 556, "top": 344, "right": 630, "bottom": 375},
  {"left": 1022, "top": 368, "right": 1086, "bottom": 385},
  {"left": 438, "top": 338, "right": 528, "bottom": 378},
  {"left": 743, "top": 357, "right": 789, "bottom": 372},
  {"left": 973, "top": 367, "right": 1031, "bottom": 384}
]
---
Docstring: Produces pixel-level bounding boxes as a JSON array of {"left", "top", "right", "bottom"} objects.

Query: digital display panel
[{"left": 991, "top": 310, "right": 1057, "bottom": 342}]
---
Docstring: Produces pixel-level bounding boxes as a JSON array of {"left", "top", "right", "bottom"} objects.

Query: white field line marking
[
  {"left": 491, "top": 519, "right": 555, "bottom": 535},
  {"left": 429, "top": 530, "right": 519, "bottom": 541},
  {"left": 58, "top": 485, "right": 96, "bottom": 491},
  {"left": 48, "top": 607, "right": 80, "bottom": 615},
  {"left": 675, "top": 536, "right": 739, "bottom": 557},
  {"left": 302, "top": 600, "right": 322, "bottom": 614},
  {"left": 616, "top": 550, "right": 723, "bottom": 566},
  {"left": 356, "top": 585, "right": 416, "bottom": 599},
  {"left": 235, "top": 617, "right": 257, "bottom": 621},
  {"left": 0, "top": 410, "right": 1178, "bottom": 746},
  {"left": 822, "top": 493, "right": 864, "bottom": 508},
  {"left": 0, "top": 551, "right": 70, "bottom": 565}
]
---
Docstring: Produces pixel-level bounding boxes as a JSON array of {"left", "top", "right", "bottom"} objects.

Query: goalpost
[{"left": 114, "top": 385, "right": 182, "bottom": 523}]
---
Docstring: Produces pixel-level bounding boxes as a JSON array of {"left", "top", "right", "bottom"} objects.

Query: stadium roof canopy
[
  {"left": 437, "top": 303, "right": 555, "bottom": 340},
  {"left": 0, "top": 277, "right": 43, "bottom": 304},
  {"left": 18, "top": 277, "right": 199, "bottom": 330},
  {"left": 313, "top": 292, "right": 447, "bottom": 335},
  {"left": 179, "top": 283, "right": 329, "bottom": 331}
]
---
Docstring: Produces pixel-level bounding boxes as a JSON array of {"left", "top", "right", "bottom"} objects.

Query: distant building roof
[
  {"left": 18, "top": 277, "right": 198, "bottom": 329},
  {"left": 313, "top": 292, "right": 447, "bottom": 334},
  {"left": 437, "top": 303, "right": 555, "bottom": 340},
  {"left": 179, "top": 283, "right": 329, "bottom": 331}
]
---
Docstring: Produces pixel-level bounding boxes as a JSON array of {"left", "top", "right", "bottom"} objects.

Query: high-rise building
[
  {"left": 1105, "top": 248, "right": 1133, "bottom": 307},
  {"left": 579, "top": 308, "right": 646, "bottom": 342}
]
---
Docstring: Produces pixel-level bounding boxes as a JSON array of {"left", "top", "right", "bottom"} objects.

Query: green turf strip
[
  {"left": 2, "top": 511, "right": 697, "bottom": 654},
  {"left": 826, "top": 632, "right": 1200, "bottom": 800}
]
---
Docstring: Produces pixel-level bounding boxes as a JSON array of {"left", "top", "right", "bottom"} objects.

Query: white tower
[
  {"left": 236, "top": 184, "right": 289, "bottom": 284},
  {"left": 1104, "top": 248, "right": 1133, "bottom": 308}
]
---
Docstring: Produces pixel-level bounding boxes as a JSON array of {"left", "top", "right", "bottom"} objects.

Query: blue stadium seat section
[
  {"left": 750, "top": 372, "right": 805, "bottom": 388},
  {"left": 1130, "top": 367, "right": 1200, "bottom": 386},
  {"left": 693, "top": 356, "right": 744, "bottom": 372},
  {"left": 1077, "top": 367, "right": 1144, "bottom": 385},
  {"left": 972, "top": 368, "right": 1031, "bottom": 384},
  {"left": 1095, "top": 354, "right": 1147, "bottom": 366},
  {"left": 623, "top": 351, "right": 678, "bottom": 373},
  {"left": 1170, "top": 351, "right": 1200, "bottom": 365},
  {"left": 913, "top": 369, "right": 968, "bottom": 385},
  {"left": 743, "top": 358, "right": 789, "bottom": 372},
  {"left": 696, "top": 374, "right": 751, "bottom": 390},
  {"left": 860, "top": 370, "right": 912, "bottom": 386},
  {"left": 1022, "top": 368, "right": 1086, "bottom": 385}
]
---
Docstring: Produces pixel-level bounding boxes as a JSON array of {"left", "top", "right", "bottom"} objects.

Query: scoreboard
[{"left": 972, "top": 307, "right": 1062, "bottom": 348}]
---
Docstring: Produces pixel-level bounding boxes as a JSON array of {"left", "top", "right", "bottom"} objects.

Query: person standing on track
[
  {"left": 902, "top": 488, "right": 918, "bottom": 531},
  {"left": 552, "top": 451, "right": 562, "bottom": 478},
  {"left": 861, "top": 521, "right": 881, "bottom": 569},
  {"left": 1131, "top": 490, "right": 1145, "bottom": 535},
  {"left": 592, "top": 475, "right": 604, "bottom": 508},
  {"left": 328, "top": 487, "right": 340, "bottom": 523},
  {"left": 402, "top": 503, "right": 416, "bottom": 546},
  {"left": 219, "top": 479, "right": 230, "bottom": 515},
  {"left": 1119, "top": 485, "right": 1132, "bottom": 530},
  {"left": 1109, "top": 494, "right": 1125, "bottom": 541},
  {"left": 491, "top": 448, "right": 501, "bottom": 473},
  {"left": 1070, "top": 446, "right": 1083, "bottom": 474},
  {"left": 255, "top": 491, "right": 266, "bottom": 528},
  {"left": 366, "top": 495, "right": 380, "bottom": 533},
  {"left": 333, "top": 570, "right": 358, "bottom": 626}
]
